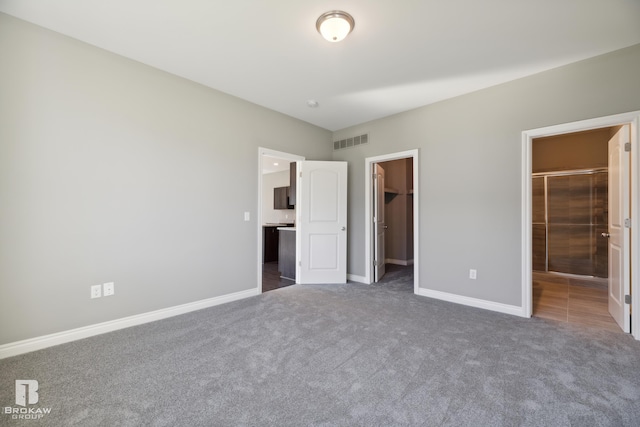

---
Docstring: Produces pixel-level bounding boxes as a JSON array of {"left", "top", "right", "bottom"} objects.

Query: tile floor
[{"left": 532, "top": 271, "right": 621, "bottom": 333}]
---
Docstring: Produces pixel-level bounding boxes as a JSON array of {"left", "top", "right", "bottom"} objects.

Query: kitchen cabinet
[
  {"left": 274, "top": 186, "right": 293, "bottom": 210},
  {"left": 263, "top": 226, "right": 279, "bottom": 262},
  {"left": 289, "top": 161, "right": 297, "bottom": 206},
  {"left": 278, "top": 228, "right": 296, "bottom": 281}
]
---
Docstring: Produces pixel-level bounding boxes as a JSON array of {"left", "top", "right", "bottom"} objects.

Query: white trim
[
  {"left": 364, "top": 149, "right": 420, "bottom": 294},
  {"left": 416, "top": 288, "right": 526, "bottom": 318},
  {"left": 347, "top": 274, "right": 368, "bottom": 284},
  {"left": 521, "top": 111, "right": 640, "bottom": 340},
  {"left": 257, "top": 148, "right": 305, "bottom": 293},
  {"left": 0, "top": 288, "right": 258, "bottom": 359}
]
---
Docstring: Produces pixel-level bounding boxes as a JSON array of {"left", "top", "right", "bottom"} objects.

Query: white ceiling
[
  {"left": 2, "top": 1, "right": 640, "bottom": 131},
  {"left": 262, "top": 156, "right": 292, "bottom": 175}
]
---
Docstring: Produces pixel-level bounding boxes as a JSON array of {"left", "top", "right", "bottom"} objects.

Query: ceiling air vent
[{"left": 333, "top": 133, "right": 369, "bottom": 151}]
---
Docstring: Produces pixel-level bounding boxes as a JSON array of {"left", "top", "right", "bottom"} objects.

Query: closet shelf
[{"left": 384, "top": 187, "right": 414, "bottom": 195}]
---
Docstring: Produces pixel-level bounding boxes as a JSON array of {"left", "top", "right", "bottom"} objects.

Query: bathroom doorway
[
  {"left": 531, "top": 128, "right": 617, "bottom": 331},
  {"left": 522, "top": 112, "right": 639, "bottom": 338}
]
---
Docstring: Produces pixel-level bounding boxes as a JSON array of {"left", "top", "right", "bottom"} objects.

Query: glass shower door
[{"left": 545, "top": 172, "right": 607, "bottom": 277}]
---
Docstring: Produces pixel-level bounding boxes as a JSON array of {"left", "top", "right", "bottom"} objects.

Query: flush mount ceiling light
[{"left": 316, "top": 10, "right": 355, "bottom": 42}]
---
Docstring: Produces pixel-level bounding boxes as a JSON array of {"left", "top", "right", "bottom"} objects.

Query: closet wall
[{"left": 380, "top": 158, "right": 414, "bottom": 265}]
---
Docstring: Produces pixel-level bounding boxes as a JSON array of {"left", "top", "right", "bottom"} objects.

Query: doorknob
[
  {"left": 601, "top": 232, "right": 610, "bottom": 238},
  {"left": 341, "top": 226, "right": 346, "bottom": 231},
  {"left": 383, "top": 225, "right": 388, "bottom": 229}
]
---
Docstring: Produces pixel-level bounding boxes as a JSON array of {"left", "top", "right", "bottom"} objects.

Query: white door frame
[
  {"left": 365, "top": 149, "right": 419, "bottom": 293},
  {"left": 521, "top": 112, "right": 640, "bottom": 340},
  {"left": 373, "top": 163, "right": 386, "bottom": 282},
  {"left": 257, "top": 147, "right": 305, "bottom": 293}
]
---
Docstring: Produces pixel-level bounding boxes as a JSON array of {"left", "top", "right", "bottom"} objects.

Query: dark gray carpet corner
[{"left": 1, "top": 282, "right": 640, "bottom": 426}]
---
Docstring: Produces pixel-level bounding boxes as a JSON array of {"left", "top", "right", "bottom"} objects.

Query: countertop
[
  {"left": 263, "top": 223, "right": 294, "bottom": 227},
  {"left": 277, "top": 227, "right": 296, "bottom": 231}
]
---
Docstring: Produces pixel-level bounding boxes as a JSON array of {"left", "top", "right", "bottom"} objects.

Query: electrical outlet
[
  {"left": 91, "top": 284, "right": 102, "bottom": 299},
  {"left": 103, "top": 282, "right": 115, "bottom": 296},
  {"left": 469, "top": 269, "right": 477, "bottom": 280}
]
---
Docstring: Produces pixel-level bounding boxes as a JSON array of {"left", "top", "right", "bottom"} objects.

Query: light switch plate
[{"left": 244, "top": 212, "right": 250, "bottom": 221}]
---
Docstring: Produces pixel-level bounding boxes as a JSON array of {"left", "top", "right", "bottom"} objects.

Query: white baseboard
[
  {"left": 0, "top": 287, "right": 259, "bottom": 360},
  {"left": 385, "top": 258, "right": 414, "bottom": 266},
  {"left": 416, "top": 287, "right": 527, "bottom": 318},
  {"left": 347, "top": 274, "right": 368, "bottom": 284}
]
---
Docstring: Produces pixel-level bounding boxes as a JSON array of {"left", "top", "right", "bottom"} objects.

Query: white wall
[
  {"left": 262, "top": 170, "right": 295, "bottom": 224},
  {"left": 332, "top": 43, "right": 640, "bottom": 307},
  {"left": 0, "top": 13, "right": 331, "bottom": 345},
  {"left": 3, "top": 10, "right": 639, "bottom": 345}
]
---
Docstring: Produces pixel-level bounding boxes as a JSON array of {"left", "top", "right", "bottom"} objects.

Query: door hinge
[
  {"left": 625, "top": 218, "right": 631, "bottom": 228},
  {"left": 624, "top": 142, "right": 631, "bottom": 152},
  {"left": 298, "top": 261, "right": 301, "bottom": 267},
  {"left": 625, "top": 295, "right": 631, "bottom": 304},
  {"left": 299, "top": 172, "right": 302, "bottom": 178},
  {"left": 373, "top": 173, "right": 378, "bottom": 179}
]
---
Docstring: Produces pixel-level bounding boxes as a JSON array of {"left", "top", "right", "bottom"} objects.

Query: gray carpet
[
  {"left": 1, "top": 281, "right": 640, "bottom": 426},
  {"left": 373, "top": 264, "right": 415, "bottom": 293}
]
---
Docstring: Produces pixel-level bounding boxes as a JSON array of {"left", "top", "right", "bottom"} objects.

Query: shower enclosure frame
[{"left": 532, "top": 167, "right": 608, "bottom": 278}]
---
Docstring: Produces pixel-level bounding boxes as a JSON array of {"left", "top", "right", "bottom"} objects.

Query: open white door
[
  {"left": 374, "top": 164, "right": 386, "bottom": 282},
  {"left": 296, "top": 161, "right": 348, "bottom": 284},
  {"left": 607, "top": 124, "right": 631, "bottom": 332}
]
